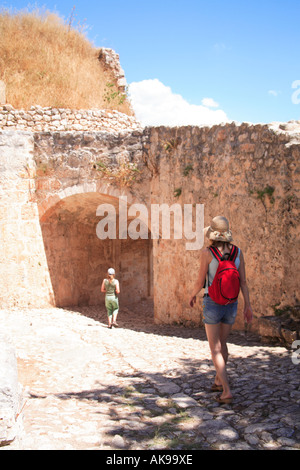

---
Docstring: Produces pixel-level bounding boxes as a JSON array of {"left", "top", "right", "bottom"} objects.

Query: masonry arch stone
[{"left": 38, "top": 182, "right": 138, "bottom": 222}]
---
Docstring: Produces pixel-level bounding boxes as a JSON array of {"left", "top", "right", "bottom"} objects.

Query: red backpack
[{"left": 208, "top": 245, "right": 240, "bottom": 305}]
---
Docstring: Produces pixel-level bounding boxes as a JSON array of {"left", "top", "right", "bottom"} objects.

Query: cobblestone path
[{"left": 1, "top": 301, "right": 299, "bottom": 450}]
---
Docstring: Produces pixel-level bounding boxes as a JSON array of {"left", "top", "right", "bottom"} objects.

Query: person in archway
[
  {"left": 189, "top": 216, "right": 253, "bottom": 404},
  {"left": 101, "top": 268, "right": 120, "bottom": 328}
]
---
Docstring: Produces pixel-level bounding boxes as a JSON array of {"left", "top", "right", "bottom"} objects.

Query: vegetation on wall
[{"left": 95, "top": 160, "right": 140, "bottom": 187}]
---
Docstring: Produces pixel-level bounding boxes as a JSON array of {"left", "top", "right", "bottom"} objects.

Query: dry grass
[{"left": 0, "top": 9, "right": 133, "bottom": 114}]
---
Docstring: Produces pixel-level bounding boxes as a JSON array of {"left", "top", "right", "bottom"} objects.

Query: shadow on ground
[
  {"left": 68, "top": 299, "right": 264, "bottom": 348},
  {"left": 48, "top": 352, "right": 299, "bottom": 450}
]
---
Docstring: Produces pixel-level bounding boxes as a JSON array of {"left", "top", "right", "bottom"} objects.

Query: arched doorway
[{"left": 40, "top": 192, "right": 153, "bottom": 308}]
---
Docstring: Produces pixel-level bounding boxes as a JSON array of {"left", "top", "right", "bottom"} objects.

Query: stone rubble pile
[{"left": 0, "top": 105, "right": 143, "bottom": 134}]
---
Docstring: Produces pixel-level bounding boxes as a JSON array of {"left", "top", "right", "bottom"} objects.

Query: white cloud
[
  {"left": 128, "top": 79, "right": 230, "bottom": 127},
  {"left": 201, "top": 97, "right": 219, "bottom": 108}
]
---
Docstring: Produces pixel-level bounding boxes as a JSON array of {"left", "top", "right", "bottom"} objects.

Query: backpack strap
[
  {"left": 207, "top": 247, "right": 222, "bottom": 290},
  {"left": 228, "top": 245, "right": 238, "bottom": 262},
  {"left": 209, "top": 246, "right": 223, "bottom": 262},
  {"left": 209, "top": 245, "right": 238, "bottom": 262}
]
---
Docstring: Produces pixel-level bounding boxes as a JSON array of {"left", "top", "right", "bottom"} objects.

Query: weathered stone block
[
  {"left": 258, "top": 315, "right": 300, "bottom": 346},
  {"left": 281, "top": 328, "right": 298, "bottom": 344},
  {"left": 258, "top": 316, "right": 282, "bottom": 339}
]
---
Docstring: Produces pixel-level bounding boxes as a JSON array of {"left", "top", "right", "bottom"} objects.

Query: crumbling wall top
[{"left": 0, "top": 105, "right": 143, "bottom": 134}]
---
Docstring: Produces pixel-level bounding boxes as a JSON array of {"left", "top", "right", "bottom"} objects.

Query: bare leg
[
  {"left": 205, "top": 323, "right": 232, "bottom": 399},
  {"left": 214, "top": 323, "right": 232, "bottom": 386},
  {"left": 112, "top": 310, "right": 118, "bottom": 326}
]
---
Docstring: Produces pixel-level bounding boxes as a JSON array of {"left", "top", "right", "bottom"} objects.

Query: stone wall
[
  {"left": 0, "top": 126, "right": 152, "bottom": 310},
  {"left": 0, "top": 131, "right": 54, "bottom": 307},
  {"left": 145, "top": 123, "right": 300, "bottom": 329},
  {"left": 0, "top": 116, "right": 299, "bottom": 330},
  {"left": 0, "top": 105, "right": 141, "bottom": 133}
]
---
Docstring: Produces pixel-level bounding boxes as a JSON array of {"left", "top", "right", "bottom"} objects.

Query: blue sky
[{"left": 2, "top": 0, "right": 300, "bottom": 125}]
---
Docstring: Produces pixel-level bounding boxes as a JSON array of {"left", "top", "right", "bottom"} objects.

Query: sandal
[
  {"left": 210, "top": 383, "right": 223, "bottom": 392},
  {"left": 215, "top": 394, "right": 233, "bottom": 405}
]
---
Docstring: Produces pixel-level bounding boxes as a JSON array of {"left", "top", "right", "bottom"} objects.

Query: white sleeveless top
[{"left": 204, "top": 248, "right": 241, "bottom": 294}]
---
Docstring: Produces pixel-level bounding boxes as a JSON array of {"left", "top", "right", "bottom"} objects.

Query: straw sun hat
[{"left": 204, "top": 216, "right": 233, "bottom": 242}]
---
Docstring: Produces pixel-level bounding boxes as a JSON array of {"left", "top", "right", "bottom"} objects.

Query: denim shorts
[{"left": 203, "top": 295, "right": 238, "bottom": 325}]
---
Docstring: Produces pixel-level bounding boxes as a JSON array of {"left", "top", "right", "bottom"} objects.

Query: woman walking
[
  {"left": 190, "top": 216, "right": 253, "bottom": 404},
  {"left": 101, "top": 268, "right": 120, "bottom": 329}
]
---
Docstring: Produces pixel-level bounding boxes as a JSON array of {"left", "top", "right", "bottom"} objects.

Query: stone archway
[{"left": 40, "top": 190, "right": 153, "bottom": 308}]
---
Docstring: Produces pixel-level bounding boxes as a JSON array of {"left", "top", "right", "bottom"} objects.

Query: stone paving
[{"left": 1, "top": 300, "right": 300, "bottom": 451}]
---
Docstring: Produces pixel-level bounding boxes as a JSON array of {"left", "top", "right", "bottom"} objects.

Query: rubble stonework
[{"left": 0, "top": 105, "right": 141, "bottom": 133}]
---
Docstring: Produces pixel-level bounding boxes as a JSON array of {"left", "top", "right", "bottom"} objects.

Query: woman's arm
[
  {"left": 189, "top": 248, "right": 211, "bottom": 307},
  {"left": 115, "top": 280, "right": 120, "bottom": 294},
  {"left": 238, "top": 250, "right": 253, "bottom": 323},
  {"left": 101, "top": 279, "right": 106, "bottom": 293}
]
